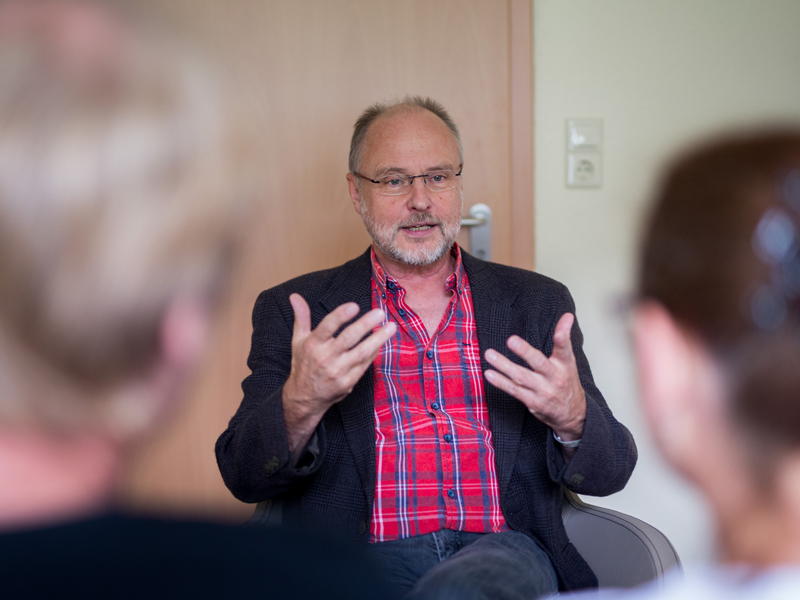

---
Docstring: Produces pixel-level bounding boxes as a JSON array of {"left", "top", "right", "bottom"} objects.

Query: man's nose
[{"left": 406, "top": 176, "right": 432, "bottom": 209}]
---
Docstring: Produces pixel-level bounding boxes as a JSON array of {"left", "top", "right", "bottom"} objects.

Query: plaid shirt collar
[{"left": 370, "top": 243, "right": 466, "bottom": 297}]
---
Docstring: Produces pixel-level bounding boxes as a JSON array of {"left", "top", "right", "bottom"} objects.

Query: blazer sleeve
[
  {"left": 215, "top": 289, "right": 326, "bottom": 503},
  {"left": 543, "top": 284, "right": 638, "bottom": 496}
]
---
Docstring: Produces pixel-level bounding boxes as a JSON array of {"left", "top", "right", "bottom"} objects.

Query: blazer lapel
[
  {"left": 462, "top": 251, "right": 528, "bottom": 499},
  {"left": 317, "top": 249, "right": 378, "bottom": 508}
]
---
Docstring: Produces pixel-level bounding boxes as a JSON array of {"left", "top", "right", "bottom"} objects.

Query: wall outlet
[{"left": 567, "top": 151, "right": 602, "bottom": 188}]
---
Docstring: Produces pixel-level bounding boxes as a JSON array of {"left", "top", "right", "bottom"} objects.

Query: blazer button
[
  {"left": 569, "top": 473, "right": 585, "bottom": 486},
  {"left": 263, "top": 456, "right": 279, "bottom": 474},
  {"left": 359, "top": 520, "right": 367, "bottom": 535}
]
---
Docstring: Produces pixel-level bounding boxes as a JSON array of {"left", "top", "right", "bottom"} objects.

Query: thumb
[
  {"left": 289, "top": 293, "right": 312, "bottom": 340},
  {"left": 552, "top": 312, "right": 576, "bottom": 362}
]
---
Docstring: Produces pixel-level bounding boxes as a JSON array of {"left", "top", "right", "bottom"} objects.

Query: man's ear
[
  {"left": 632, "top": 301, "right": 707, "bottom": 471},
  {"left": 346, "top": 172, "right": 362, "bottom": 215}
]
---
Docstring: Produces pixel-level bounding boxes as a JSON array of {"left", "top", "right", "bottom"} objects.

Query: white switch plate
[
  {"left": 567, "top": 151, "right": 602, "bottom": 188},
  {"left": 567, "top": 118, "right": 603, "bottom": 151}
]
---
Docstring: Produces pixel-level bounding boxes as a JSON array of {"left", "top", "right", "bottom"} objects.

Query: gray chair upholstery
[
  {"left": 249, "top": 490, "right": 682, "bottom": 590},
  {"left": 561, "top": 490, "right": 681, "bottom": 589}
]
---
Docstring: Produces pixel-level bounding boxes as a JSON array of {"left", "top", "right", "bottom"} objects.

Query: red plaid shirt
[{"left": 368, "top": 245, "right": 507, "bottom": 542}]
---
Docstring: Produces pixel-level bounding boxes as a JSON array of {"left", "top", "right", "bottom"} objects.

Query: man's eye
[
  {"left": 429, "top": 173, "right": 447, "bottom": 182},
  {"left": 384, "top": 178, "right": 404, "bottom": 187}
]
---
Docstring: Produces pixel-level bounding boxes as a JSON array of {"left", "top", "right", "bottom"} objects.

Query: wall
[{"left": 534, "top": 0, "right": 800, "bottom": 571}]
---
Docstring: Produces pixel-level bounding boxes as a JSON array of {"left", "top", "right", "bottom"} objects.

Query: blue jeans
[{"left": 365, "top": 530, "right": 558, "bottom": 600}]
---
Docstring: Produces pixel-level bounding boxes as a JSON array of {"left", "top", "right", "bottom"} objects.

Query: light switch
[
  {"left": 567, "top": 119, "right": 603, "bottom": 150},
  {"left": 566, "top": 118, "right": 603, "bottom": 188}
]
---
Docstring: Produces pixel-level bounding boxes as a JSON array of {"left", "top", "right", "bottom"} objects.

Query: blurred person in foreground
[
  {"left": 0, "top": 1, "right": 392, "bottom": 598},
  {"left": 571, "top": 130, "right": 800, "bottom": 599}
]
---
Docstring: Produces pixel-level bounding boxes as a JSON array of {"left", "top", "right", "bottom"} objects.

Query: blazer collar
[
  {"left": 462, "top": 250, "right": 528, "bottom": 499},
  {"left": 318, "top": 248, "right": 377, "bottom": 508},
  {"left": 319, "top": 248, "right": 373, "bottom": 316}
]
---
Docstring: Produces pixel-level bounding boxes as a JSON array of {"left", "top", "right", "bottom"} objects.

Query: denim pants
[{"left": 365, "top": 529, "right": 558, "bottom": 600}]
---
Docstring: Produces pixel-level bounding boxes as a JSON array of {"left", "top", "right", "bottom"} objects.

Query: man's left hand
[{"left": 484, "top": 312, "right": 586, "bottom": 442}]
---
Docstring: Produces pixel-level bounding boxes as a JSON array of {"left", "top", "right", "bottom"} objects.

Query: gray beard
[{"left": 359, "top": 198, "right": 462, "bottom": 266}]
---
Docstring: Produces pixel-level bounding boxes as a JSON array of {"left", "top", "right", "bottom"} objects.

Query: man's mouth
[{"left": 403, "top": 224, "right": 436, "bottom": 232}]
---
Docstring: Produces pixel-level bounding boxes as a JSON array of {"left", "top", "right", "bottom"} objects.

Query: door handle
[{"left": 461, "top": 203, "right": 492, "bottom": 261}]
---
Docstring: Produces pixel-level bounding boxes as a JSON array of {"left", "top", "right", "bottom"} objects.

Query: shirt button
[
  {"left": 398, "top": 309, "right": 406, "bottom": 317},
  {"left": 444, "top": 434, "right": 452, "bottom": 442},
  {"left": 386, "top": 281, "right": 396, "bottom": 290},
  {"left": 447, "top": 489, "right": 456, "bottom": 499},
  {"left": 381, "top": 292, "right": 386, "bottom": 299},
  {"left": 426, "top": 350, "right": 433, "bottom": 359},
  {"left": 431, "top": 402, "right": 439, "bottom": 410}
]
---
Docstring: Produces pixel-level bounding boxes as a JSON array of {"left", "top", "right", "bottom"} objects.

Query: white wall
[{"left": 534, "top": 0, "right": 800, "bottom": 573}]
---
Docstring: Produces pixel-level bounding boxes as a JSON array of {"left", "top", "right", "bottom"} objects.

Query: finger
[
  {"left": 485, "top": 348, "right": 543, "bottom": 391},
  {"left": 505, "top": 336, "right": 554, "bottom": 377},
  {"left": 484, "top": 369, "right": 542, "bottom": 413},
  {"left": 312, "top": 301, "right": 361, "bottom": 340},
  {"left": 334, "top": 308, "right": 387, "bottom": 350},
  {"left": 289, "top": 293, "right": 311, "bottom": 340},
  {"left": 551, "top": 313, "right": 576, "bottom": 363},
  {"left": 344, "top": 321, "right": 397, "bottom": 369}
]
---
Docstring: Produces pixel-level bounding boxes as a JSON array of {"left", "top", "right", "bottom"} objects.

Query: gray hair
[{"left": 348, "top": 95, "right": 464, "bottom": 173}]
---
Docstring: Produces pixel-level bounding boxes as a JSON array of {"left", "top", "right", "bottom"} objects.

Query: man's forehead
[{"left": 362, "top": 107, "right": 460, "bottom": 167}]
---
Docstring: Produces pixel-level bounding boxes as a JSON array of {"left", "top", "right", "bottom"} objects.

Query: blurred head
[
  {"left": 0, "top": 1, "right": 256, "bottom": 436},
  {"left": 346, "top": 97, "right": 463, "bottom": 267},
  {"left": 635, "top": 131, "right": 800, "bottom": 505}
]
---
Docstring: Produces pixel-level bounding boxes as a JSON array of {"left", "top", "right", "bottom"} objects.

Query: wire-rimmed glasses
[{"left": 353, "top": 164, "right": 462, "bottom": 196}]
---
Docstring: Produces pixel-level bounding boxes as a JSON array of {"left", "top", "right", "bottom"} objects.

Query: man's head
[
  {"left": 346, "top": 97, "right": 464, "bottom": 267},
  {"left": 634, "top": 131, "right": 800, "bottom": 504},
  {"left": 0, "top": 1, "right": 255, "bottom": 436}
]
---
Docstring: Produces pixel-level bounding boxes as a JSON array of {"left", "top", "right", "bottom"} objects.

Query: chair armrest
[
  {"left": 561, "top": 489, "right": 682, "bottom": 590},
  {"left": 247, "top": 499, "right": 283, "bottom": 527}
]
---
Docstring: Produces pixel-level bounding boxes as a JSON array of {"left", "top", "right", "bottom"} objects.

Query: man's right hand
[{"left": 282, "top": 293, "right": 396, "bottom": 463}]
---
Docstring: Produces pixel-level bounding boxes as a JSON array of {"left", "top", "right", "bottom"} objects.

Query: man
[
  {"left": 217, "top": 96, "right": 637, "bottom": 597},
  {"left": 0, "top": 2, "right": 391, "bottom": 598}
]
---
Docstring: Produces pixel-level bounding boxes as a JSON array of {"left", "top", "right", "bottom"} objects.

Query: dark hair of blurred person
[
  {"left": 571, "top": 131, "right": 800, "bottom": 600},
  {"left": 0, "top": 1, "right": 394, "bottom": 598}
]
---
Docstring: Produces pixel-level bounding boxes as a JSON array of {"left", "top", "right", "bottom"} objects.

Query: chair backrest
[
  {"left": 249, "top": 491, "right": 683, "bottom": 590},
  {"left": 561, "top": 490, "right": 682, "bottom": 590}
]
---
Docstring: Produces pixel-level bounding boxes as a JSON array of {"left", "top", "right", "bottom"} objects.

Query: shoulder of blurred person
[
  {"left": 566, "top": 566, "right": 800, "bottom": 600},
  {"left": 0, "top": 513, "right": 396, "bottom": 599}
]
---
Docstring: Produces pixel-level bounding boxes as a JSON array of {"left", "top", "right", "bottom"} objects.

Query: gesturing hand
[
  {"left": 282, "top": 293, "right": 396, "bottom": 460},
  {"left": 484, "top": 312, "right": 586, "bottom": 442}
]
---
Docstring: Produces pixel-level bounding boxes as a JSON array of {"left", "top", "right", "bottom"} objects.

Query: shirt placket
[{"left": 389, "top": 277, "right": 462, "bottom": 529}]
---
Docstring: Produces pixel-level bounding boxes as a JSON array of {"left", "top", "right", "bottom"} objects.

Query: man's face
[{"left": 347, "top": 109, "right": 463, "bottom": 267}]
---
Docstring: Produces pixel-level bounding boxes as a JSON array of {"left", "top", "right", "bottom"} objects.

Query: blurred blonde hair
[{"left": 0, "top": 1, "right": 258, "bottom": 432}]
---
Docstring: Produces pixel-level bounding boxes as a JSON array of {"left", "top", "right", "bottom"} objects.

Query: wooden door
[{"left": 121, "top": 0, "right": 533, "bottom": 521}]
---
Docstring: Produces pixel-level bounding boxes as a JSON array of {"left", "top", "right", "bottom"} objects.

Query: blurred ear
[
  {"left": 632, "top": 301, "right": 706, "bottom": 472},
  {"left": 146, "top": 296, "right": 212, "bottom": 418}
]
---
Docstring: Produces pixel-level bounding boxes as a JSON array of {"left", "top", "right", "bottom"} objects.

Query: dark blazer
[{"left": 216, "top": 249, "right": 637, "bottom": 591}]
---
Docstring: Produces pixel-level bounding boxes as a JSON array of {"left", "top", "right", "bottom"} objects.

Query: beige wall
[{"left": 534, "top": 0, "right": 800, "bottom": 570}]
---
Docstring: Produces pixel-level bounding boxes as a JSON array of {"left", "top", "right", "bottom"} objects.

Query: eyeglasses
[{"left": 353, "top": 164, "right": 462, "bottom": 196}]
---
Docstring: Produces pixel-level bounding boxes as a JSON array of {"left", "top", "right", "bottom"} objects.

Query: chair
[
  {"left": 249, "top": 490, "right": 681, "bottom": 590},
  {"left": 561, "top": 490, "right": 681, "bottom": 590}
]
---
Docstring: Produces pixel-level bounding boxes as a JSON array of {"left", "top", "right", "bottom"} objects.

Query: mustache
[{"left": 396, "top": 212, "right": 444, "bottom": 229}]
